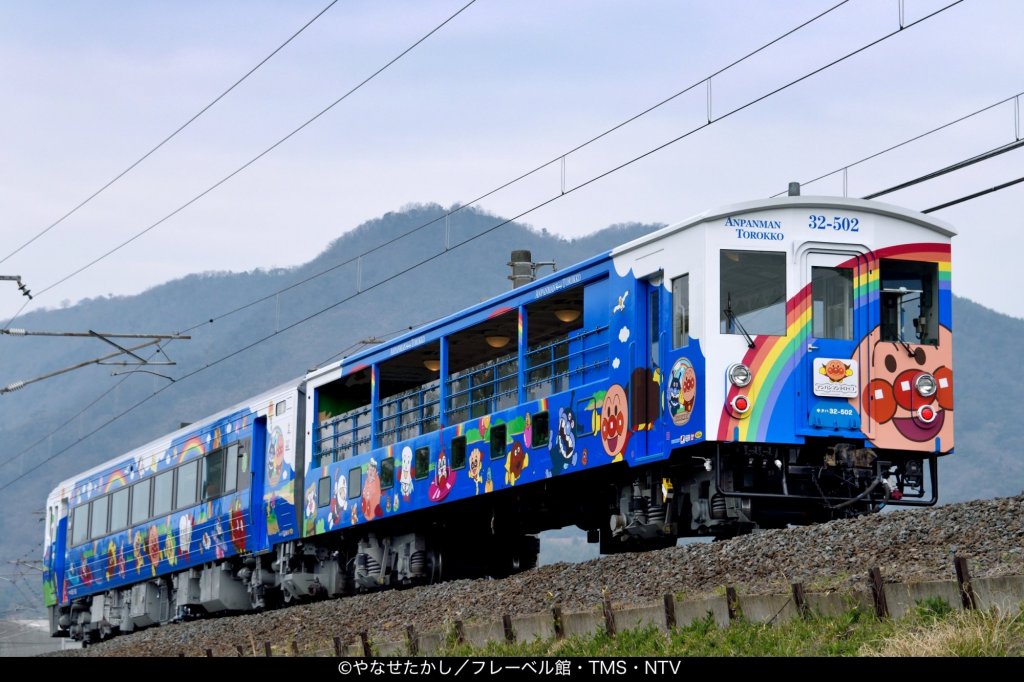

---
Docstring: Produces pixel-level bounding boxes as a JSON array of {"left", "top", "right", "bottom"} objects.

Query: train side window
[
  {"left": 348, "top": 467, "right": 362, "bottom": 500},
  {"left": 90, "top": 494, "right": 109, "bottom": 540},
  {"left": 490, "top": 424, "right": 507, "bottom": 459},
  {"left": 318, "top": 476, "right": 331, "bottom": 508},
  {"left": 380, "top": 457, "right": 395, "bottom": 490},
  {"left": 812, "top": 267, "right": 853, "bottom": 340},
  {"left": 152, "top": 470, "right": 174, "bottom": 516},
  {"left": 672, "top": 274, "right": 689, "bottom": 348},
  {"left": 532, "top": 412, "right": 549, "bottom": 448},
  {"left": 236, "top": 442, "right": 251, "bottom": 491},
  {"left": 176, "top": 459, "right": 199, "bottom": 510},
  {"left": 109, "top": 487, "right": 129, "bottom": 533},
  {"left": 414, "top": 447, "right": 430, "bottom": 480},
  {"left": 131, "top": 479, "right": 151, "bottom": 526},
  {"left": 71, "top": 503, "right": 89, "bottom": 546},
  {"left": 720, "top": 250, "right": 786, "bottom": 336},
  {"left": 202, "top": 449, "right": 225, "bottom": 500},
  {"left": 225, "top": 444, "right": 239, "bottom": 492},
  {"left": 450, "top": 436, "right": 467, "bottom": 469}
]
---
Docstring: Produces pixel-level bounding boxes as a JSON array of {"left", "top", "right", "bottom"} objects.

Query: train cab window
[
  {"left": 109, "top": 487, "right": 129, "bottom": 533},
  {"left": 348, "top": 467, "right": 362, "bottom": 500},
  {"left": 414, "top": 447, "right": 430, "bottom": 480},
  {"left": 71, "top": 504, "right": 89, "bottom": 546},
  {"left": 880, "top": 260, "right": 939, "bottom": 344},
  {"left": 176, "top": 459, "right": 199, "bottom": 510},
  {"left": 202, "top": 449, "right": 225, "bottom": 500},
  {"left": 318, "top": 476, "right": 331, "bottom": 508},
  {"left": 380, "top": 457, "right": 395, "bottom": 490},
  {"left": 131, "top": 479, "right": 151, "bottom": 526},
  {"left": 90, "top": 495, "right": 109, "bottom": 540},
  {"left": 450, "top": 436, "right": 467, "bottom": 470},
  {"left": 812, "top": 267, "right": 853, "bottom": 340},
  {"left": 490, "top": 424, "right": 507, "bottom": 460},
  {"left": 672, "top": 274, "right": 690, "bottom": 348},
  {"left": 153, "top": 470, "right": 173, "bottom": 516},
  {"left": 720, "top": 250, "right": 786, "bottom": 336}
]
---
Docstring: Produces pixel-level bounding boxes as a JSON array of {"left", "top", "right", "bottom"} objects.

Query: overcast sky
[{"left": 1, "top": 0, "right": 1022, "bottom": 323}]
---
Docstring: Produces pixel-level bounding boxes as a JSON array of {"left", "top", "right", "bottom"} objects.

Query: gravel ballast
[{"left": 55, "top": 494, "right": 1024, "bottom": 656}]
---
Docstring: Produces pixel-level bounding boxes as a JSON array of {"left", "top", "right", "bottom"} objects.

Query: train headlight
[
  {"left": 728, "top": 363, "right": 752, "bottom": 387},
  {"left": 914, "top": 373, "right": 937, "bottom": 397}
]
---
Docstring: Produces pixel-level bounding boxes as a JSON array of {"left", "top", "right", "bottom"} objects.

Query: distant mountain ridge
[{"left": 0, "top": 203, "right": 1018, "bottom": 617}]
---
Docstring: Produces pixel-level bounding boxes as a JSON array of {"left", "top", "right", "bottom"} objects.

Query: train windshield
[
  {"left": 720, "top": 250, "right": 786, "bottom": 336},
  {"left": 880, "top": 260, "right": 939, "bottom": 344}
]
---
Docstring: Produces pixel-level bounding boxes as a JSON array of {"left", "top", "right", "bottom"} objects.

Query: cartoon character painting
[
  {"left": 133, "top": 530, "right": 146, "bottom": 574},
  {"left": 146, "top": 525, "right": 161, "bottom": 575},
  {"left": 327, "top": 473, "right": 348, "bottom": 528},
  {"left": 484, "top": 467, "right": 494, "bottom": 493},
  {"left": 399, "top": 446, "right": 415, "bottom": 502},
  {"left": 178, "top": 514, "right": 194, "bottom": 560},
  {"left": 822, "top": 359, "right": 853, "bottom": 383},
  {"left": 267, "top": 426, "right": 286, "bottom": 486},
  {"left": 304, "top": 485, "right": 317, "bottom": 536},
  {"left": 523, "top": 413, "right": 533, "bottom": 449},
  {"left": 468, "top": 448, "right": 484, "bottom": 494},
  {"left": 428, "top": 449, "right": 457, "bottom": 502},
  {"left": 549, "top": 407, "right": 577, "bottom": 475},
  {"left": 362, "top": 459, "right": 383, "bottom": 521},
  {"left": 856, "top": 325, "right": 954, "bottom": 450},
  {"left": 668, "top": 358, "right": 696, "bottom": 426},
  {"left": 505, "top": 441, "right": 528, "bottom": 485},
  {"left": 600, "top": 384, "right": 629, "bottom": 462}
]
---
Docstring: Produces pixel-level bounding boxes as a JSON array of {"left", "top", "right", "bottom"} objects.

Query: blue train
[{"left": 42, "top": 193, "right": 955, "bottom": 641}]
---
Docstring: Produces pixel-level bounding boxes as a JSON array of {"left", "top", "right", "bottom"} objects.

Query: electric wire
[
  {"left": 0, "top": 0, "right": 966, "bottom": 494},
  {"left": 0, "top": 0, "right": 341, "bottom": 268},
  {"left": 9, "top": 0, "right": 478, "bottom": 320}
]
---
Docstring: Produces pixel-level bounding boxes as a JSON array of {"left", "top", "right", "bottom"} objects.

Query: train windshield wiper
[{"left": 724, "top": 294, "right": 755, "bottom": 349}]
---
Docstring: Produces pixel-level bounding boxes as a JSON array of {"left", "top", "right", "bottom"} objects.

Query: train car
[
  {"left": 43, "top": 380, "right": 305, "bottom": 641},
  {"left": 43, "top": 191, "right": 954, "bottom": 640},
  {"left": 293, "top": 191, "right": 954, "bottom": 592}
]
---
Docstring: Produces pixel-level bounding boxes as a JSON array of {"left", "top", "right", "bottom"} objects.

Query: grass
[{"left": 431, "top": 600, "right": 1024, "bottom": 657}]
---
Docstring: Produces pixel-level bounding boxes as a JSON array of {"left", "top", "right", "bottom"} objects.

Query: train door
[
  {"left": 797, "top": 249, "right": 867, "bottom": 436},
  {"left": 631, "top": 275, "right": 665, "bottom": 463},
  {"left": 250, "top": 416, "right": 269, "bottom": 552}
]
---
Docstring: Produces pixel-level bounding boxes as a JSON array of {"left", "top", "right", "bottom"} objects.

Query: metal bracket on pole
[{"left": 0, "top": 330, "right": 190, "bottom": 394}]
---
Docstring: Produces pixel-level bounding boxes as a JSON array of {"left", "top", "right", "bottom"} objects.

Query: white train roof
[{"left": 612, "top": 195, "right": 956, "bottom": 258}]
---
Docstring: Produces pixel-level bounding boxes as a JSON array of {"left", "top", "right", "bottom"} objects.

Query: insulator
[{"left": 3, "top": 381, "right": 25, "bottom": 393}]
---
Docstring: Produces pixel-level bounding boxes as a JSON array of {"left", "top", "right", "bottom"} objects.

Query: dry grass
[{"left": 863, "top": 608, "right": 1024, "bottom": 657}]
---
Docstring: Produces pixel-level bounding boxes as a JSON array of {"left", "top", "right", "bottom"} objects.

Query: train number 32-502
[{"left": 809, "top": 215, "right": 860, "bottom": 231}]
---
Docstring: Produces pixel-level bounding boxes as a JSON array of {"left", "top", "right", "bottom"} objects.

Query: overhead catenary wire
[
  {"left": 776, "top": 89, "right": 1024, "bottom": 198},
  {"left": 0, "top": 0, "right": 968, "bottom": 495},
  {"left": 3, "top": 0, "right": 845, "bottom": 331},
  {"left": 0, "top": 0, "right": 874, "bottom": 467},
  {"left": 7, "top": 0, "right": 479, "bottom": 324},
  {"left": 0, "top": 0, "right": 341, "bottom": 268}
]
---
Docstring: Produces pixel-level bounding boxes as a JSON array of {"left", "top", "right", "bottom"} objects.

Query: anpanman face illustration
[
  {"left": 823, "top": 359, "right": 851, "bottom": 383},
  {"left": 856, "top": 325, "right": 953, "bottom": 449},
  {"left": 600, "top": 384, "right": 629, "bottom": 459}
]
